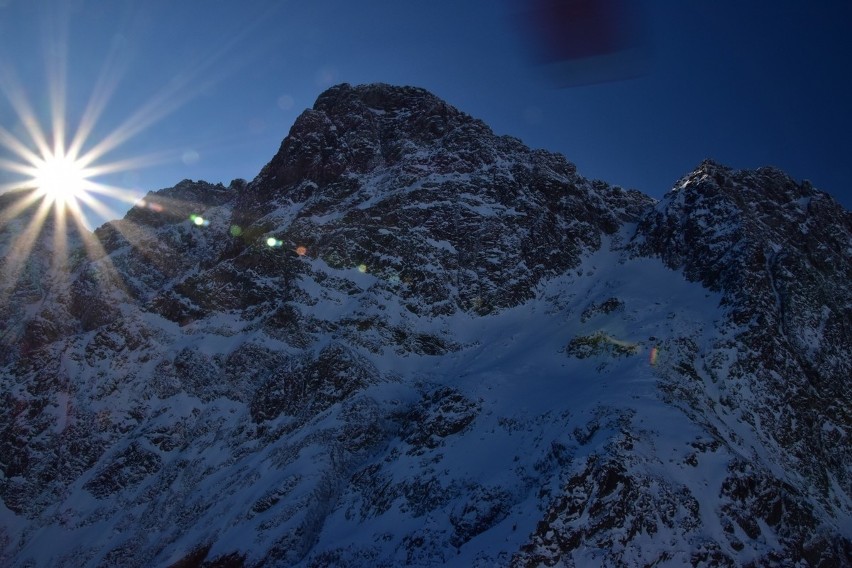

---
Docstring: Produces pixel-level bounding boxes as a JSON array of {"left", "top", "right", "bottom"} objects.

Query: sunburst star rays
[
  {"left": 0, "top": 2, "right": 279, "bottom": 358},
  {"left": 2, "top": 20, "right": 228, "bottom": 244}
]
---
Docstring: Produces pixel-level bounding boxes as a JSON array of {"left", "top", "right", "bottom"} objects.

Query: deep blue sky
[{"left": 1, "top": 0, "right": 850, "bottom": 227}]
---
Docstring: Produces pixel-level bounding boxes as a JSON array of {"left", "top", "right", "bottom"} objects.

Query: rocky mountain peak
[
  {"left": 312, "top": 82, "right": 459, "bottom": 119},
  {"left": 226, "top": 83, "right": 654, "bottom": 317},
  {"left": 309, "top": 82, "right": 487, "bottom": 149},
  {"left": 632, "top": 162, "right": 852, "bottom": 522},
  {"left": 634, "top": 159, "right": 851, "bottom": 360},
  {"left": 673, "top": 159, "right": 818, "bottom": 206},
  {"left": 0, "top": 189, "right": 104, "bottom": 364},
  {"left": 243, "top": 83, "right": 503, "bottom": 210},
  {"left": 636, "top": 160, "right": 851, "bottom": 290},
  {"left": 1, "top": 84, "right": 850, "bottom": 566}
]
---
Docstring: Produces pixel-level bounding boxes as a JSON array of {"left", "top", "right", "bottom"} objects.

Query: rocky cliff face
[
  {"left": 232, "top": 83, "right": 651, "bottom": 317},
  {"left": 0, "top": 83, "right": 849, "bottom": 567},
  {"left": 633, "top": 161, "right": 852, "bottom": 506},
  {"left": 0, "top": 189, "right": 103, "bottom": 365}
]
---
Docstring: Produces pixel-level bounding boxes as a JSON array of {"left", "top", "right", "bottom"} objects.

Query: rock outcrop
[{"left": 0, "top": 84, "right": 849, "bottom": 567}]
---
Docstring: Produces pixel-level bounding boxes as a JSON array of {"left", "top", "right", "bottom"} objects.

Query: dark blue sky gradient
[{"left": 1, "top": 0, "right": 850, "bottom": 227}]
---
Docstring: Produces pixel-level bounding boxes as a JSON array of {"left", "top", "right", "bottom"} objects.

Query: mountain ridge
[{"left": 0, "top": 83, "right": 850, "bottom": 567}]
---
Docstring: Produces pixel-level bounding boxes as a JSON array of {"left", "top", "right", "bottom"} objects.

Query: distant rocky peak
[
  {"left": 2, "top": 81, "right": 851, "bottom": 567},
  {"left": 634, "top": 158, "right": 852, "bottom": 307},
  {"left": 670, "top": 158, "right": 728, "bottom": 190},
  {"left": 247, "top": 83, "right": 501, "bottom": 204},
  {"left": 223, "top": 83, "right": 656, "bottom": 316},
  {"left": 113, "top": 179, "right": 234, "bottom": 230},
  {"left": 670, "top": 159, "right": 820, "bottom": 209},
  {"left": 313, "top": 82, "right": 460, "bottom": 120},
  {"left": 308, "top": 82, "right": 494, "bottom": 149},
  {"left": 309, "top": 82, "right": 493, "bottom": 148}
]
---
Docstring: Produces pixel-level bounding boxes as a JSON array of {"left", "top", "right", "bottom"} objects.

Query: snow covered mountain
[{"left": 1, "top": 83, "right": 850, "bottom": 567}]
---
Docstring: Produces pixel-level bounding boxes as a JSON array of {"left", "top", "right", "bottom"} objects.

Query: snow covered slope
[{"left": 1, "top": 84, "right": 850, "bottom": 566}]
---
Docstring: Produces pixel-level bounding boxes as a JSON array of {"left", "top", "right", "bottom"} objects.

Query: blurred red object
[{"left": 517, "top": 0, "right": 649, "bottom": 86}]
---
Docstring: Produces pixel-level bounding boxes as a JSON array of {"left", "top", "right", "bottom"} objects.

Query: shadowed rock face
[
  {"left": 631, "top": 160, "right": 852, "bottom": 514},
  {"left": 0, "top": 189, "right": 104, "bottom": 364},
  {"left": 636, "top": 160, "right": 852, "bottom": 383},
  {"left": 230, "top": 82, "right": 653, "bottom": 317},
  {"left": 0, "top": 84, "right": 850, "bottom": 567}
]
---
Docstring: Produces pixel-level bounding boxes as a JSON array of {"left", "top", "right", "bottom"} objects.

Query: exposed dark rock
[
  {"left": 84, "top": 442, "right": 162, "bottom": 499},
  {"left": 633, "top": 160, "right": 852, "bottom": 514},
  {"left": 249, "top": 342, "right": 378, "bottom": 422},
  {"left": 0, "top": 84, "right": 849, "bottom": 567}
]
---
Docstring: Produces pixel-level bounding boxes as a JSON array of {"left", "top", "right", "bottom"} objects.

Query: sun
[{"left": 31, "top": 151, "right": 93, "bottom": 206}]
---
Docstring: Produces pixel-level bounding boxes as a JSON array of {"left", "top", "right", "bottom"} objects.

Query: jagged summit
[
  {"left": 244, "top": 82, "right": 520, "bottom": 210},
  {"left": 634, "top": 161, "right": 852, "bottom": 522},
  {"left": 638, "top": 159, "right": 852, "bottom": 289},
  {"left": 672, "top": 158, "right": 826, "bottom": 205},
  {"left": 225, "top": 83, "right": 655, "bottom": 316},
  {"left": 313, "top": 82, "right": 462, "bottom": 118},
  {"left": 1, "top": 84, "right": 850, "bottom": 566}
]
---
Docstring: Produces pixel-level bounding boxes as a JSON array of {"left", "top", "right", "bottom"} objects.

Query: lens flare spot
[
  {"left": 277, "top": 94, "right": 295, "bottom": 110},
  {"left": 138, "top": 200, "right": 164, "bottom": 213},
  {"left": 357, "top": 264, "right": 367, "bottom": 273},
  {"left": 649, "top": 346, "right": 659, "bottom": 366},
  {"left": 295, "top": 245, "right": 307, "bottom": 256},
  {"left": 181, "top": 149, "right": 200, "bottom": 165},
  {"left": 266, "top": 237, "right": 282, "bottom": 247},
  {"left": 229, "top": 225, "right": 243, "bottom": 237}
]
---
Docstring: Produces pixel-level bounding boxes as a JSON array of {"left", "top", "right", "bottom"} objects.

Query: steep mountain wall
[{"left": 0, "top": 84, "right": 849, "bottom": 567}]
